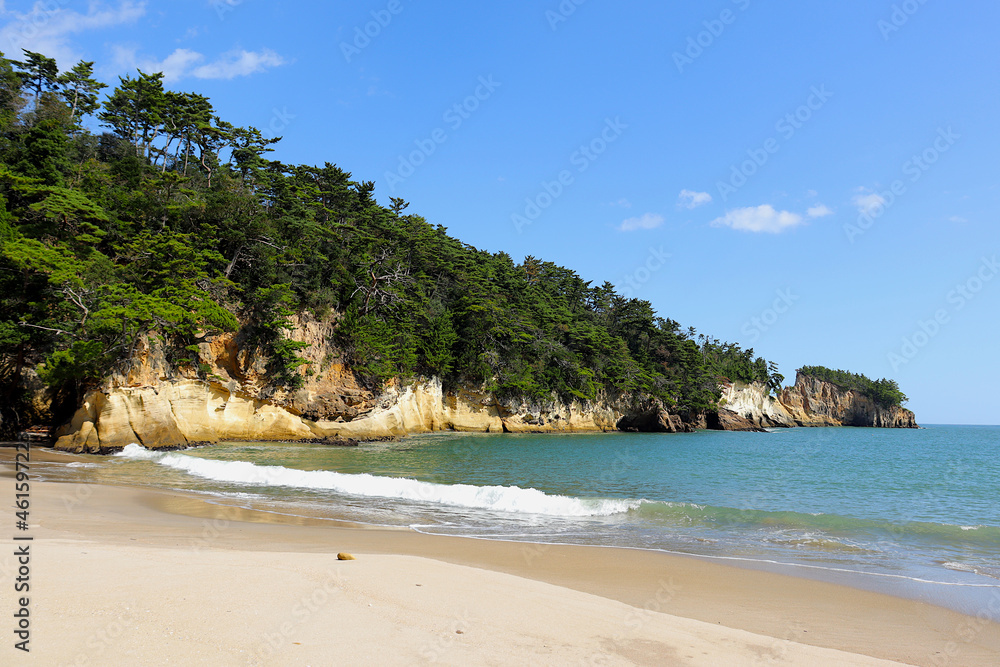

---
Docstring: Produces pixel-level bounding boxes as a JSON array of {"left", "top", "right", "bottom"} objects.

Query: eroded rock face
[
  {"left": 616, "top": 399, "right": 691, "bottom": 433},
  {"left": 715, "top": 375, "right": 917, "bottom": 430},
  {"left": 54, "top": 377, "right": 639, "bottom": 452},
  {"left": 719, "top": 381, "right": 796, "bottom": 429},
  {"left": 51, "top": 315, "right": 917, "bottom": 452},
  {"left": 54, "top": 312, "right": 702, "bottom": 452},
  {"left": 56, "top": 315, "right": 384, "bottom": 452},
  {"left": 54, "top": 380, "right": 318, "bottom": 452},
  {"left": 116, "top": 316, "right": 381, "bottom": 423},
  {"left": 778, "top": 372, "right": 917, "bottom": 428},
  {"left": 54, "top": 311, "right": 644, "bottom": 451},
  {"left": 707, "top": 408, "right": 767, "bottom": 433}
]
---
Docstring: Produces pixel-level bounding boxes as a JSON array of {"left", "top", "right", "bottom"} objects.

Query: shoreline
[
  {"left": 4, "top": 449, "right": 1000, "bottom": 664},
  {"left": 31, "top": 435, "right": 1000, "bottom": 617},
  {"left": 157, "top": 484, "right": 1000, "bottom": 620}
]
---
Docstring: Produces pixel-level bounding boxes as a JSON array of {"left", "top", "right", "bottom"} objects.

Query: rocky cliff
[
  {"left": 719, "top": 381, "right": 796, "bottom": 429},
  {"left": 778, "top": 372, "right": 917, "bottom": 428},
  {"left": 52, "top": 316, "right": 653, "bottom": 453},
  {"left": 718, "top": 374, "right": 917, "bottom": 430},
  {"left": 55, "top": 374, "right": 672, "bottom": 453},
  {"left": 50, "top": 321, "right": 917, "bottom": 452}
]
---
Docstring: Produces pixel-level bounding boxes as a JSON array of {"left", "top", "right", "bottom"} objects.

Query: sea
[{"left": 39, "top": 425, "right": 1000, "bottom": 616}]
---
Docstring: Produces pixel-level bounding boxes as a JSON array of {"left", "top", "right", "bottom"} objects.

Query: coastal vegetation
[
  {"left": 0, "top": 49, "right": 818, "bottom": 436},
  {"left": 798, "top": 366, "right": 908, "bottom": 407}
]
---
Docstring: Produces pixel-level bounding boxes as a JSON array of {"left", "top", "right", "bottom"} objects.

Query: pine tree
[
  {"left": 12, "top": 50, "right": 58, "bottom": 110},
  {"left": 57, "top": 61, "right": 106, "bottom": 123}
]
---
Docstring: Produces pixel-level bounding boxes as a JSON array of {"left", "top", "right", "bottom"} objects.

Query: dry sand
[{"left": 2, "top": 451, "right": 999, "bottom": 665}]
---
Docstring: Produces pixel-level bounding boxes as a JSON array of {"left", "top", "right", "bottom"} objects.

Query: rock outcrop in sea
[
  {"left": 778, "top": 372, "right": 918, "bottom": 429},
  {"left": 719, "top": 373, "right": 917, "bottom": 430}
]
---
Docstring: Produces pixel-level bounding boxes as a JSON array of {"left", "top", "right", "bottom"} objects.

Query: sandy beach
[{"left": 3, "top": 450, "right": 1000, "bottom": 666}]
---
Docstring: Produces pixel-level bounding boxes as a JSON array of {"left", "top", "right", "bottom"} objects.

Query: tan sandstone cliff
[
  {"left": 719, "top": 381, "right": 796, "bottom": 429},
  {"left": 778, "top": 372, "right": 917, "bottom": 428},
  {"left": 53, "top": 376, "right": 647, "bottom": 453},
  {"left": 53, "top": 316, "right": 642, "bottom": 453},
  {"left": 718, "top": 374, "right": 917, "bottom": 430},
  {"left": 51, "top": 317, "right": 917, "bottom": 452}
]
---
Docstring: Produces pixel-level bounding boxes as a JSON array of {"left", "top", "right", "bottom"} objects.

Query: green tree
[
  {"left": 0, "top": 52, "right": 24, "bottom": 133},
  {"left": 418, "top": 308, "right": 457, "bottom": 377},
  {"left": 57, "top": 61, "right": 106, "bottom": 123},
  {"left": 241, "top": 284, "right": 310, "bottom": 388},
  {"left": 228, "top": 125, "right": 281, "bottom": 188},
  {"left": 12, "top": 118, "right": 70, "bottom": 184},
  {"left": 12, "top": 50, "right": 58, "bottom": 109},
  {"left": 99, "top": 71, "right": 166, "bottom": 158}
]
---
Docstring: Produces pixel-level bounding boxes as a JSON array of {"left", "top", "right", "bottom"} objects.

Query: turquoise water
[{"left": 43, "top": 425, "right": 1000, "bottom": 614}]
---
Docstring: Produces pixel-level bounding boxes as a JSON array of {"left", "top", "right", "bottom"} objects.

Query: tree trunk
[
  {"left": 160, "top": 136, "right": 175, "bottom": 173},
  {"left": 201, "top": 149, "right": 213, "bottom": 188},
  {"left": 69, "top": 87, "right": 80, "bottom": 122},
  {"left": 224, "top": 244, "right": 244, "bottom": 279}
]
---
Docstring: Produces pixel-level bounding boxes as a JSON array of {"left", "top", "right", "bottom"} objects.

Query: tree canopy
[{"left": 1, "top": 49, "right": 798, "bottom": 435}]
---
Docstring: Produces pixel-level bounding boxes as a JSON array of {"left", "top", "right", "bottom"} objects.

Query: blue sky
[{"left": 3, "top": 0, "right": 997, "bottom": 424}]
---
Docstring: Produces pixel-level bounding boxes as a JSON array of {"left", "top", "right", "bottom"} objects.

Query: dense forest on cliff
[
  {"left": 0, "top": 50, "right": 786, "bottom": 436},
  {"left": 798, "top": 366, "right": 907, "bottom": 408}
]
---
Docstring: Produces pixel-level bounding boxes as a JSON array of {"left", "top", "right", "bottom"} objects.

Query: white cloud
[
  {"left": 949, "top": 216, "right": 968, "bottom": 223},
  {"left": 619, "top": 213, "right": 664, "bottom": 232},
  {"left": 193, "top": 48, "right": 288, "bottom": 79},
  {"left": 109, "top": 44, "right": 138, "bottom": 72},
  {"left": 112, "top": 46, "right": 288, "bottom": 82},
  {"left": 112, "top": 46, "right": 203, "bottom": 82},
  {"left": 162, "top": 49, "right": 206, "bottom": 79},
  {"left": 678, "top": 189, "right": 712, "bottom": 209},
  {"left": 614, "top": 198, "right": 632, "bottom": 208},
  {"left": 806, "top": 204, "right": 833, "bottom": 218},
  {"left": 853, "top": 192, "right": 887, "bottom": 216},
  {"left": 0, "top": 1, "right": 146, "bottom": 69},
  {"left": 710, "top": 205, "right": 804, "bottom": 234}
]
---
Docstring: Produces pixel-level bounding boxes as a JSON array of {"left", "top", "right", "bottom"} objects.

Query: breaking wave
[{"left": 115, "top": 444, "right": 638, "bottom": 517}]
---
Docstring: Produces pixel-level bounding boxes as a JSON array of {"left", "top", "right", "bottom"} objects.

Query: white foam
[
  {"left": 115, "top": 444, "right": 638, "bottom": 517},
  {"left": 943, "top": 562, "right": 1000, "bottom": 580},
  {"left": 944, "top": 561, "right": 977, "bottom": 573}
]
